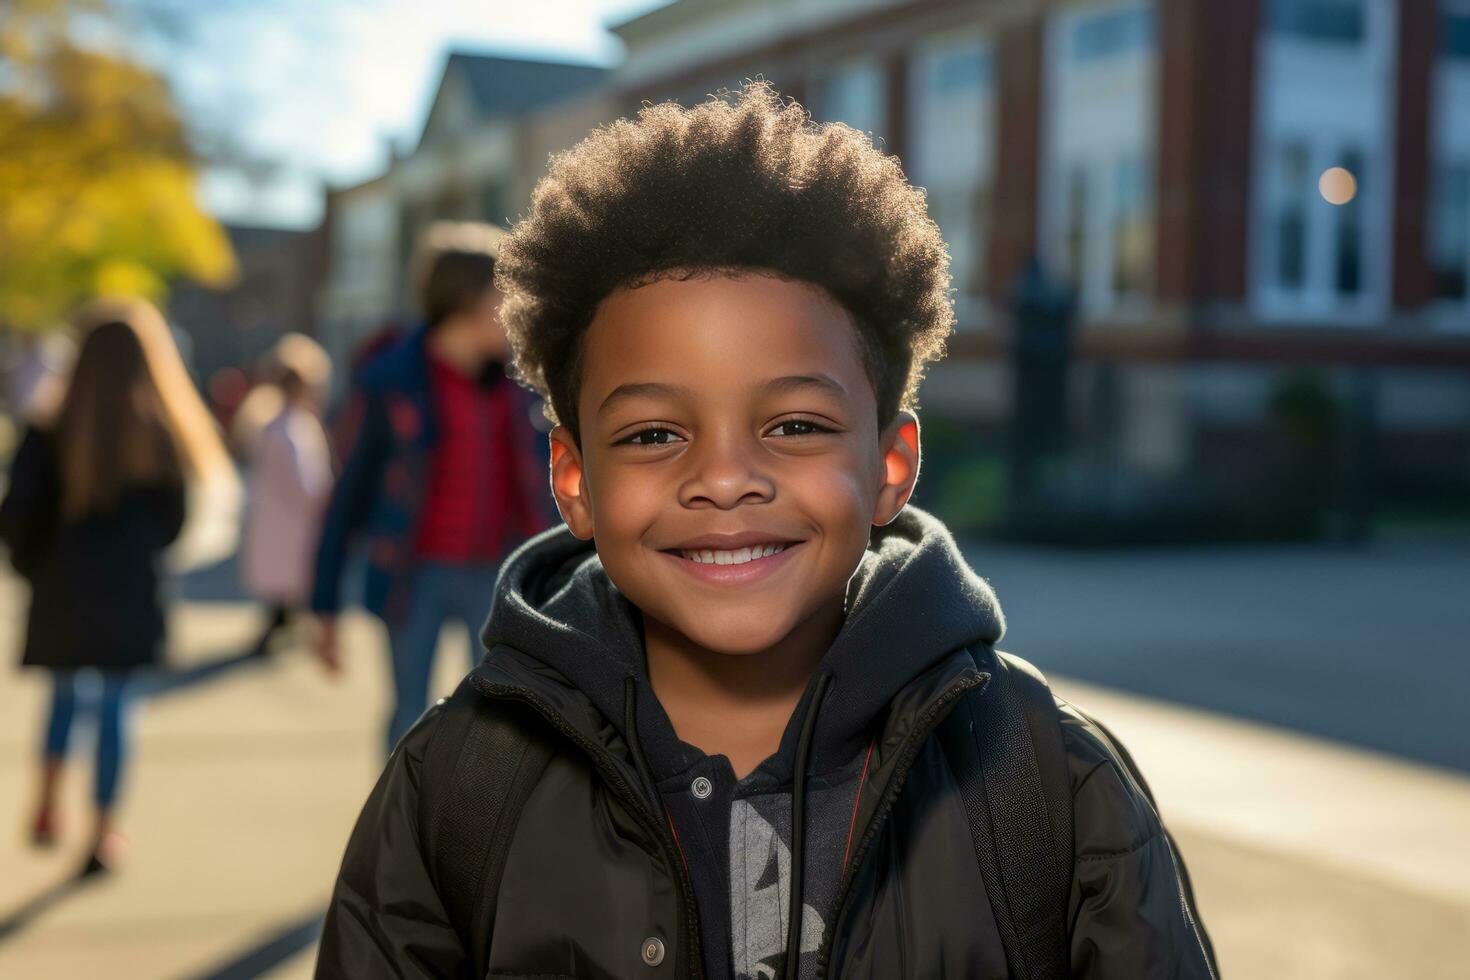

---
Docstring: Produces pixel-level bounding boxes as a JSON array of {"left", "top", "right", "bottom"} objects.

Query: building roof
[
  {"left": 609, "top": 0, "right": 721, "bottom": 42},
  {"left": 442, "top": 51, "right": 608, "bottom": 120}
]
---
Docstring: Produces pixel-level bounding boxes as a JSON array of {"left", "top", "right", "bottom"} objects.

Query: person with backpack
[
  {"left": 0, "top": 297, "right": 239, "bottom": 875},
  {"left": 316, "top": 84, "right": 1217, "bottom": 980},
  {"left": 309, "top": 222, "right": 555, "bottom": 753}
]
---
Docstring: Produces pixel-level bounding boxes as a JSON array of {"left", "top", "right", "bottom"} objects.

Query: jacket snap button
[
  {"left": 691, "top": 776, "right": 712, "bottom": 799},
  {"left": 641, "top": 936, "right": 666, "bottom": 966}
]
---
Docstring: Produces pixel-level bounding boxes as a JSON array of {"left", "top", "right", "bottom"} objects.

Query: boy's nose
[{"left": 677, "top": 436, "right": 774, "bottom": 510}]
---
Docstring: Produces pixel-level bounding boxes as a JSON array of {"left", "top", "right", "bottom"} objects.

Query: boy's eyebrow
[
  {"left": 598, "top": 381, "right": 694, "bottom": 414},
  {"left": 598, "top": 374, "right": 849, "bottom": 415},
  {"left": 761, "top": 373, "right": 849, "bottom": 399}
]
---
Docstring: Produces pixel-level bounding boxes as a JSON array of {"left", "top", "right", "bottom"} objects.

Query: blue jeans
[
  {"left": 385, "top": 561, "right": 499, "bottom": 755},
  {"left": 44, "top": 670, "right": 131, "bottom": 807}
]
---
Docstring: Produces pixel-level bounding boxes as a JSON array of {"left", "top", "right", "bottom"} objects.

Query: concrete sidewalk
[
  {"left": 1051, "top": 678, "right": 1470, "bottom": 979},
  {"left": 1, "top": 595, "right": 1466, "bottom": 978},
  {"left": 0, "top": 598, "right": 422, "bottom": 979}
]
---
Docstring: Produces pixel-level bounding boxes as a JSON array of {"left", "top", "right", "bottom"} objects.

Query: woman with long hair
[{"left": 0, "top": 296, "right": 237, "bottom": 875}]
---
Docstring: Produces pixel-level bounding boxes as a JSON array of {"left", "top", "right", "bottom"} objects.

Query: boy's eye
[
  {"left": 767, "top": 419, "right": 832, "bottom": 438},
  {"left": 617, "top": 427, "right": 683, "bottom": 447}
]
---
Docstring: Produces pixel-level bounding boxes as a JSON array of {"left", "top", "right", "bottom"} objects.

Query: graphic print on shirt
[{"left": 730, "top": 797, "right": 824, "bottom": 980}]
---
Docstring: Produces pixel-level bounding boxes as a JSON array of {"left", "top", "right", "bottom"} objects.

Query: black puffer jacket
[
  {"left": 318, "top": 511, "right": 1217, "bottom": 979},
  {"left": 0, "top": 427, "right": 185, "bottom": 670}
]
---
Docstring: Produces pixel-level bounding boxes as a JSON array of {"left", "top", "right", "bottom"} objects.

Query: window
[
  {"left": 1268, "top": 0, "right": 1365, "bottom": 44},
  {"left": 1443, "top": 0, "right": 1470, "bottom": 59},
  {"left": 1433, "top": 2, "right": 1470, "bottom": 317},
  {"left": 1445, "top": 10, "right": 1470, "bottom": 58},
  {"left": 1274, "top": 143, "right": 1311, "bottom": 289},
  {"left": 1258, "top": 139, "right": 1376, "bottom": 312},
  {"left": 811, "top": 59, "right": 886, "bottom": 140},
  {"left": 907, "top": 35, "right": 994, "bottom": 308},
  {"left": 1251, "top": 0, "right": 1392, "bottom": 321},
  {"left": 933, "top": 44, "right": 987, "bottom": 94},
  {"left": 1043, "top": 2, "right": 1158, "bottom": 316},
  {"left": 1111, "top": 157, "right": 1154, "bottom": 296},
  {"left": 1064, "top": 168, "right": 1089, "bottom": 288},
  {"left": 480, "top": 182, "right": 508, "bottom": 224},
  {"left": 1070, "top": 6, "right": 1155, "bottom": 63},
  {"left": 1429, "top": 161, "right": 1470, "bottom": 301},
  {"left": 1333, "top": 149, "right": 1364, "bottom": 295}
]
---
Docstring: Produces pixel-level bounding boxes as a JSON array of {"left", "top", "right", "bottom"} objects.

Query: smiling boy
[{"left": 317, "top": 84, "right": 1217, "bottom": 980}]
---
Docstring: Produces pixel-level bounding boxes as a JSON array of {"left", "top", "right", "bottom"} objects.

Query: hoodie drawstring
[{"left": 784, "top": 671, "right": 831, "bottom": 980}]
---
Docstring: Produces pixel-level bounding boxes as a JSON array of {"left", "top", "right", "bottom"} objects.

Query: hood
[{"left": 482, "top": 505, "right": 1005, "bottom": 778}]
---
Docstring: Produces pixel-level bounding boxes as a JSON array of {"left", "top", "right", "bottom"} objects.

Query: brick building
[
  {"left": 313, "top": 1, "right": 1470, "bottom": 534},
  {"left": 603, "top": 0, "right": 1470, "bottom": 531}
]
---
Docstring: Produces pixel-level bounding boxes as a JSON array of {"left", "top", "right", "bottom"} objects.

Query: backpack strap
[
  {"left": 939, "top": 648, "right": 1073, "bottom": 980},
  {"left": 419, "top": 680, "right": 555, "bottom": 973}
]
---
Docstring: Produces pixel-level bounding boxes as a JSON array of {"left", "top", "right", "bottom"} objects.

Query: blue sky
[{"left": 186, "top": 0, "right": 670, "bottom": 228}]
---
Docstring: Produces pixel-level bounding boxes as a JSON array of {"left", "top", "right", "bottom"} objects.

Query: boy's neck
[{"left": 644, "top": 597, "right": 846, "bottom": 780}]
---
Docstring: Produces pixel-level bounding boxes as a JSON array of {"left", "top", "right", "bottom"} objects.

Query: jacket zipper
[
  {"left": 469, "top": 674, "right": 706, "bottom": 980},
  {"left": 815, "top": 669, "right": 990, "bottom": 979}
]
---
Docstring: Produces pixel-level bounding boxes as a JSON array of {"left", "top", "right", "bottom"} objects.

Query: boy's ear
[
  {"left": 549, "top": 426, "right": 595, "bottom": 540},
  {"left": 872, "top": 412, "right": 920, "bottom": 527}
]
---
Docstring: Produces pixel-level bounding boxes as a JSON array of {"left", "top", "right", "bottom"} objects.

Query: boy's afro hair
[{"left": 496, "top": 81, "right": 954, "bottom": 442}]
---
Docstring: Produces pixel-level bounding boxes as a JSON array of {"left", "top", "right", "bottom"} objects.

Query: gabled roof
[
  {"left": 419, "top": 51, "right": 608, "bottom": 148},
  {"left": 610, "top": 0, "right": 720, "bottom": 42}
]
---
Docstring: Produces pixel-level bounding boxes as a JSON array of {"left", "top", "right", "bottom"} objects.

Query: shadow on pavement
[
  {"left": 0, "top": 872, "right": 105, "bottom": 945},
  {"left": 0, "top": 647, "right": 272, "bottom": 946},
  {"left": 185, "top": 911, "right": 324, "bottom": 980},
  {"left": 175, "top": 554, "right": 250, "bottom": 605},
  {"left": 137, "top": 648, "right": 267, "bottom": 700}
]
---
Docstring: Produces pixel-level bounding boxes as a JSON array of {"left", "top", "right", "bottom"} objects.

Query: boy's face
[{"left": 549, "top": 273, "right": 919, "bottom": 657}]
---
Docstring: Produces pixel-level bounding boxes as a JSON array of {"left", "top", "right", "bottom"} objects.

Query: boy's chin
[{"left": 667, "top": 614, "right": 804, "bottom": 658}]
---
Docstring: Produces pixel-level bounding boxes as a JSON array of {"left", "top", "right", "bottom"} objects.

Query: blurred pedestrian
[
  {"left": 240, "top": 333, "right": 333, "bottom": 656},
  {"left": 0, "top": 297, "right": 238, "bottom": 875},
  {"left": 229, "top": 379, "right": 286, "bottom": 461},
  {"left": 310, "top": 222, "right": 554, "bottom": 755}
]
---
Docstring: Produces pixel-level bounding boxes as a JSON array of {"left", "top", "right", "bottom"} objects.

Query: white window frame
[
  {"left": 1038, "top": 0, "right": 1159, "bottom": 322},
  {"left": 1249, "top": 0, "right": 1397, "bottom": 325},
  {"left": 906, "top": 28, "right": 995, "bottom": 328},
  {"left": 810, "top": 56, "right": 888, "bottom": 144},
  {"left": 1430, "top": 7, "right": 1470, "bottom": 330}
]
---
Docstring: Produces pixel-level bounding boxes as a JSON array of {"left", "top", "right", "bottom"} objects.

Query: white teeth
[{"left": 679, "top": 543, "right": 787, "bottom": 566}]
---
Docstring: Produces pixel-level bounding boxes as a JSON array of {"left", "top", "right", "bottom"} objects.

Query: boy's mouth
[
  {"left": 676, "top": 543, "right": 786, "bottom": 566},
  {"left": 659, "top": 532, "right": 804, "bottom": 580}
]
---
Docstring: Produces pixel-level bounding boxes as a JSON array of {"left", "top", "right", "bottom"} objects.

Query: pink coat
[{"left": 241, "top": 407, "right": 333, "bottom": 605}]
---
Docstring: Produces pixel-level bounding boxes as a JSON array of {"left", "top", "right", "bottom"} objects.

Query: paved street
[
  {"left": 966, "top": 540, "right": 1470, "bottom": 772},
  {"left": 0, "top": 543, "right": 1466, "bottom": 978}
]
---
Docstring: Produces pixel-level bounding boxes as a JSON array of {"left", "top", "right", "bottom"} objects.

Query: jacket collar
[{"left": 468, "top": 642, "right": 989, "bottom": 802}]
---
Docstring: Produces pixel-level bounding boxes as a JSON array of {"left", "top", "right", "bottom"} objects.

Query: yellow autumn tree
[{"left": 0, "top": 0, "right": 237, "bottom": 331}]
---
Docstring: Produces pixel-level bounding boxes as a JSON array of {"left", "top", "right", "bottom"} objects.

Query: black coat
[
  {"left": 0, "top": 427, "right": 185, "bottom": 670},
  {"left": 317, "top": 646, "right": 1217, "bottom": 980}
]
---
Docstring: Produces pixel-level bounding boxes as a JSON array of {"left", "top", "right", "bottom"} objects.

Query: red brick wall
[
  {"left": 1393, "top": 0, "right": 1437, "bottom": 309},
  {"left": 984, "top": 15, "right": 1044, "bottom": 304},
  {"left": 1155, "top": 0, "right": 1259, "bottom": 308}
]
